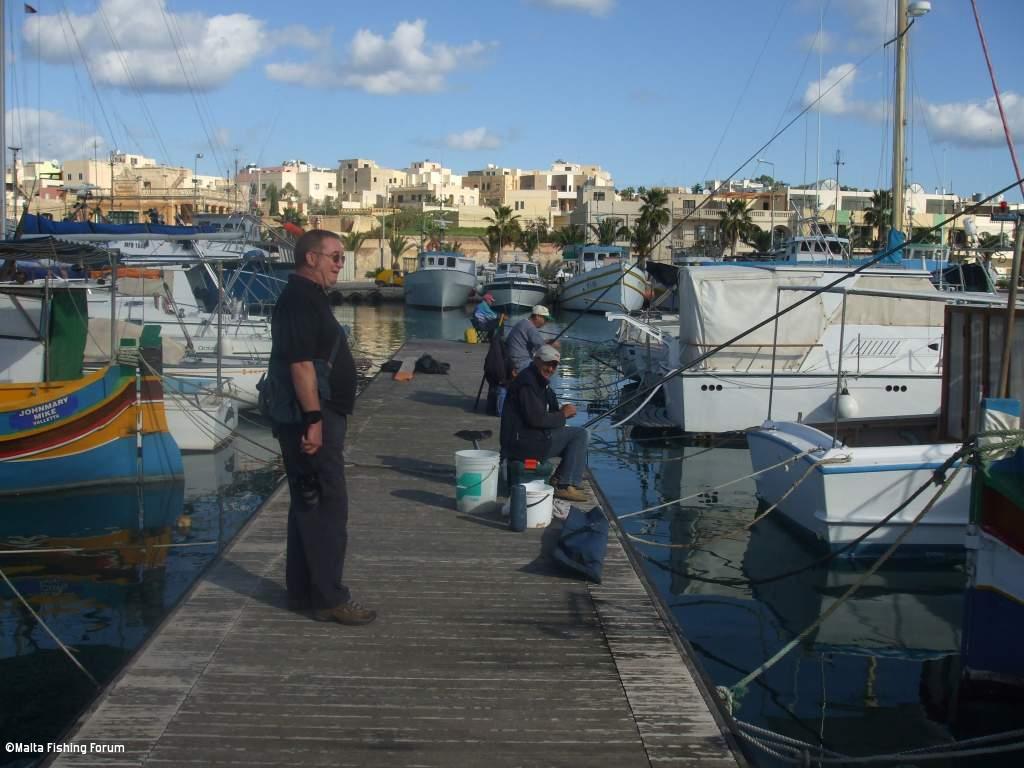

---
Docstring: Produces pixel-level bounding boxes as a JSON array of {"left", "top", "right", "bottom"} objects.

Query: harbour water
[{"left": 1, "top": 302, "right": 1018, "bottom": 766}]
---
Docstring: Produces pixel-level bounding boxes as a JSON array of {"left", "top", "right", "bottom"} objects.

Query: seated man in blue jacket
[{"left": 500, "top": 344, "right": 589, "bottom": 502}]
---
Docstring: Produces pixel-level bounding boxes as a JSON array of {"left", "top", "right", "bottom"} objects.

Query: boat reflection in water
[
  {"left": 610, "top": 437, "right": 968, "bottom": 758},
  {"left": 0, "top": 481, "right": 185, "bottom": 749}
]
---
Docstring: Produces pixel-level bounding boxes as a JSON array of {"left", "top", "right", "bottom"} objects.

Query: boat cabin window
[
  {"left": 583, "top": 252, "right": 596, "bottom": 263},
  {"left": 447, "top": 257, "right": 456, "bottom": 267},
  {"left": 800, "top": 241, "right": 811, "bottom": 253},
  {"left": 828, "top": 240, "right": 843, "bottom": 255}
]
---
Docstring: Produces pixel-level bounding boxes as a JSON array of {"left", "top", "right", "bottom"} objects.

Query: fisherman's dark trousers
[{"left": 277, "top": 408, "right": 351, "bottom": 610}]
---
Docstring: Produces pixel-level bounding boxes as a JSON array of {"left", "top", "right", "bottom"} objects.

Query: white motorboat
[
  {"left": 482, "top": 257, "right": 547, "bottom": 310},
  {"left": 163, "top": 375, "right": 238, "bottom": 452},
  {"left": 85, "top": 263, "right": 273, "bottom": 360},
  {"left": 606, "top": 311, "right": 678, "bottom": 381},
  {"left": 746, "top": 420, "right": 969, "bottom": 556},
  {"left": 663, "top": 265, "right": 955, "bottom": 433},
  {"left": 403, "top": 251, "right": 478, "bottom": 309},
  {"left": 556, "top": 245, "right": 648, "bottom": 314}
]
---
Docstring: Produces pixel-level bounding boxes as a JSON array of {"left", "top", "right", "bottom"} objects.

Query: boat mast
[
  {"left": 1, "top": 0, "right": 6, "bottom": 235},
  {"left": 891, "top": 0, "right": 911, "bottom": 236}
]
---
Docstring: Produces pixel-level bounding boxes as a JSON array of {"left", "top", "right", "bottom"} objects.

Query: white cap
[
  {"left": 534, "top": 344, "right": 561, "bottom": 362},
  {"left": 531, "top": 304, "right": 551, "bottom": 318}
]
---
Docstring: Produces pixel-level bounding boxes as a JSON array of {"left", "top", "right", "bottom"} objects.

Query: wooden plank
[{"left": 51, "top": 340, "right": 742, "bottom": 768}]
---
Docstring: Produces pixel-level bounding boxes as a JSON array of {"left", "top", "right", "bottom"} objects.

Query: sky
[{"left": 5, "top": 0, "right": 1024, "bottom": 201}]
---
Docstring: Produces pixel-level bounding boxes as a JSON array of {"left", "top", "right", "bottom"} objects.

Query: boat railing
[
  {"left": 683, "top": 342, "right": 820, "bottom": 373},
  {"left": 606, "top": 312, "right": 668, "bottom": 345}
]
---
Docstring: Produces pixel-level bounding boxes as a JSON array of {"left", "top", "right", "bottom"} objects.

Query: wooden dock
[{"left": 52, "top": 340, "right": 744, "bottom": 767}]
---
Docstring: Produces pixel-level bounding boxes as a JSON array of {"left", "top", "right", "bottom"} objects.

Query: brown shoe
[
  {"left": 313, "top": 601, "right": 377, "bottom": 626},
  {"left": 554, "top": 485, "right": 589, "bottom": 503}
]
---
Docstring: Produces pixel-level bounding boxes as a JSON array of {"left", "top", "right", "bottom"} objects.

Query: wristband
[{"left": 302, "top": 410, "right": 323, "bottom": 426}]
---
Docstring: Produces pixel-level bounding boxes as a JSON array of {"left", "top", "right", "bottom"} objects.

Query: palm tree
[
  {"left": 342, "top": 231, "right": 367, "bottom": 258},
  {"left": 718, "top": 199, "right": 754, "bottom": 258},
  {"left": 553, "top": 224, "right": 586, "bottom": 250},
  {"left": 639, "top": 188, "right": 670, "bottom": 232},
  {"left": 478, "top": 230, "right": 502, "bottom": 263},
  {"left": 517, "top": 227, "right": 542, "bottom": 259},
  {"left": 387, "top": 233, "right": 413, "bottom": 269},
  {"left": 749, "top": 229, "right": 773, "bottom": 254},
  {"left": 862, "top": 190, "right": 892, "bottom": 247},
  {"left": 589, "top": 216, "right": 629, "bottom": 246},
  {"left": 484, "top": 205, "right": 521, "bottom": 256},
  {"left": 630, "top": 219, "right": 658, "bottom": 266}
]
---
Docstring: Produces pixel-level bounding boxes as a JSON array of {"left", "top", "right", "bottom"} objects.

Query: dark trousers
[{"left": 277, "top": 408, "right": 350, "bottom": 610}]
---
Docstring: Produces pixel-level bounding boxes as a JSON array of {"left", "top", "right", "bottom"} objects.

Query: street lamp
[
  {"left": 756, "top": 158, "right": 776, "bottom": 250},
  {"left": 193, "top": 152, "right": 203, "bottom": 220}
]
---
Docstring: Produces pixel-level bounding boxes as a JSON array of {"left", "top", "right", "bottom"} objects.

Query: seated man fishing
[{"left": 500, "top": 344, "right": 589, "bottom": 502}]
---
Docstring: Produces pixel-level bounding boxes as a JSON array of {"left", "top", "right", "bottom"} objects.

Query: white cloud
[
  {"left": 530, "top": 0, "right": 614, "bottom": 16},
  {"left": 803, "top": 63, "right": 884, "bottom": 120},
  {"left": 266, "top": 19, "right": 491, "bottom": 94},
  {"left": 837, "top": 0, "right": 894, "bottom": 42},
  {"left": 445, "top": 127, "right": 502, "bottom": 151},
  {"left": 5, "top": 108, "right": 105, "bottom": 161},
  {"left": 925, "top": 92, "right": 1024, "bottom": 148},
  {"left": 23, "top": 0, "right": 315, "bottom": 92},
  {"left": 801, "top": 30, "right": 834, "bottom": 54}
]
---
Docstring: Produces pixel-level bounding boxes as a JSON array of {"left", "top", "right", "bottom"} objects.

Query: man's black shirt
[{"left": 270, "top": 273, "right": 357, "bottom": 414}]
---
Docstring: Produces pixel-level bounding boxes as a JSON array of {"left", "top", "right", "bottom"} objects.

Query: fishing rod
[{"left": 581, "top": 176, "right": 1024, "bottom": 430}]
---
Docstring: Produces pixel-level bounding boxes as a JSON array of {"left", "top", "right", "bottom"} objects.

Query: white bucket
[
  {"left": 523, "top": 480, "right": 554, "bottom": 528},
  {"left": 455, "top": 449, "right": 500, "bottom": 514}
]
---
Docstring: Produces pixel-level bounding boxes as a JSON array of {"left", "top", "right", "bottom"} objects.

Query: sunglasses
[{"left": 316, "top": 251, "right": 344, "bottom": 263}]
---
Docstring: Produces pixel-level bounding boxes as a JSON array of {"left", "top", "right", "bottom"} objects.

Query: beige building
[
  {"left": 336, "top": 158, "right": 404, "bottom": 208},
  {"left": 238, "top": 160, "right": 338, "bottom": 209},
  {"left": 462, "top": 164, "right": 522, "bottom": 205},
  {"left": 519, "top": 160, "right": 614, "bottom": 215}
]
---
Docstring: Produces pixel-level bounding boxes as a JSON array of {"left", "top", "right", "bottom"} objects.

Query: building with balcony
[
  {"left": 462, "top": 165, "right": 522, "bottom": 205},
  {"left": 238, "top": 160, "right": 338, "bottom": 210}
]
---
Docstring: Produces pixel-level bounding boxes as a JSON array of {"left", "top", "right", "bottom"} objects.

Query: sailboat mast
[
  {"left": 891, "top": 0, "right": 909, "bottom": 235},
  {"left": 1, "top": 0, "right": 6, "bottom": 235}
]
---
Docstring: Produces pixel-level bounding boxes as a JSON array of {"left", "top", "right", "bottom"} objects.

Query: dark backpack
[{"left": 552, "top": 506, "right": 609, "bottom": 584}]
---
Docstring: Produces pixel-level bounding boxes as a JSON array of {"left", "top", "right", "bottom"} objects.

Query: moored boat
[
  {"left": 403, "top": 251, "right": 477, "bottom": 309},
  {"left": 556, "top": 245, "right": 648, "bottom": 314},
  {"left": 746, "top": 420, "right": 970, "bottom": 557},
  {"left": 482, "top": 256, "right": 547, "bottom": 310},
  {"left": 0, "top": 283, "right": 182, "bottom": 493}
]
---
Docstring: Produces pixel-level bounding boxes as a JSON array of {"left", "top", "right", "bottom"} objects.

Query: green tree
[
  {"left": 749, "top": 229, "right": 773, "bottom": 253},
  {"left": 862, "top": 190, "right": 892, "bottom": 247},
  {"left": 342, "top": 231, "right": 367, "bottom": 256},
  {"left": 553, "top": 224, "right": 586, "bottom": 250},
  {"left": 479, "top": 229, "right": 502, "bottom": 263},
  {"left": 618, "top": 186, "right": 636, "bottom": 200},
  {"left": 387, "top": 233, "right": 413, "bottom": 269},
  {"left": 589, "top": 216, "right": 629, "bottom": 246},
  {"left": 281, "top": 208, "right": 307, "bottom": 227},
  {"left": 517, "top": 227, "right": 542, "bottom": 258},
  {"left": 630, "top": 219, "right": 658, "bottom": 266},
  {"left": 718, "top": 198, "right": 754, "bottom": 257},
  {"left": 266, "top": 183, "right": 279, "bottom": 215},
  {"left": 484, "top": 205, "right": 522, "bottom": 256},
  {"left": 639, "top": 188, "right": 670, "bottom": 232},
  {"left": 691, "top": 183, "right": 704, "bottom": 194}
]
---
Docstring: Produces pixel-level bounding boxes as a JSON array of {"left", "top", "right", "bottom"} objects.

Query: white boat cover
[{"left": 677, "top": 267, "right": 944, "bottom": 371}]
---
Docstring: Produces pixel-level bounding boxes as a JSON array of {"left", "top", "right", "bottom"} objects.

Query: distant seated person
[
  {"left": 505, "top": 304, "right": 559, "bottom": 375},
  {"left": 501, "top": 344, "right": 589, "bottom": 503},
  {"left": 473, "top": 293, "right": 501, "bottom": 336}
]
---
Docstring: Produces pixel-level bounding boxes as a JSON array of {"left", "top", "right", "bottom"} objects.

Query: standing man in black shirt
[{"left": 270, "top": 230, "right": 376, "bottom": 625}]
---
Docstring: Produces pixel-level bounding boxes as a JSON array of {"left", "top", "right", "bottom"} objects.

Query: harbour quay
[{"left": 50, "top": 339, "right": 743, "bottom": 768}]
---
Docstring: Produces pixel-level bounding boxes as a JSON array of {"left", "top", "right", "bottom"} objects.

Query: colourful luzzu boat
[{"left": 0, "top": 285, "right": 183, "bottom": 494}]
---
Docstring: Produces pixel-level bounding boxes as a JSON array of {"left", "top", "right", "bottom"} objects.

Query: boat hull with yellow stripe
[
  {"left": 0, "top": 364, "right": 183, "bottom": 494},
  {"left": 557, "top": 260, "right": 648, "bottom": 314}
]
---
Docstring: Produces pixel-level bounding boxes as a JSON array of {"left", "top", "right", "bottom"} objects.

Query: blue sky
[{"left": 6, "top": 0, "right": 1024, "bottom": 200}]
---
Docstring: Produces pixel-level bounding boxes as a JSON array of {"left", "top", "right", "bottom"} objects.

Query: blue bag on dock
[{"left": 552, "top": 506, "right": 609, "bottom": 584}]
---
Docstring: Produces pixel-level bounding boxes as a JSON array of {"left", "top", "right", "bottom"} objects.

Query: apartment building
[
  {"left": 462, "top": 164, "right": 521, "bottom": 205},
  {"left": 336, "top": 158, "right": 404, "bottom": 207}
]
